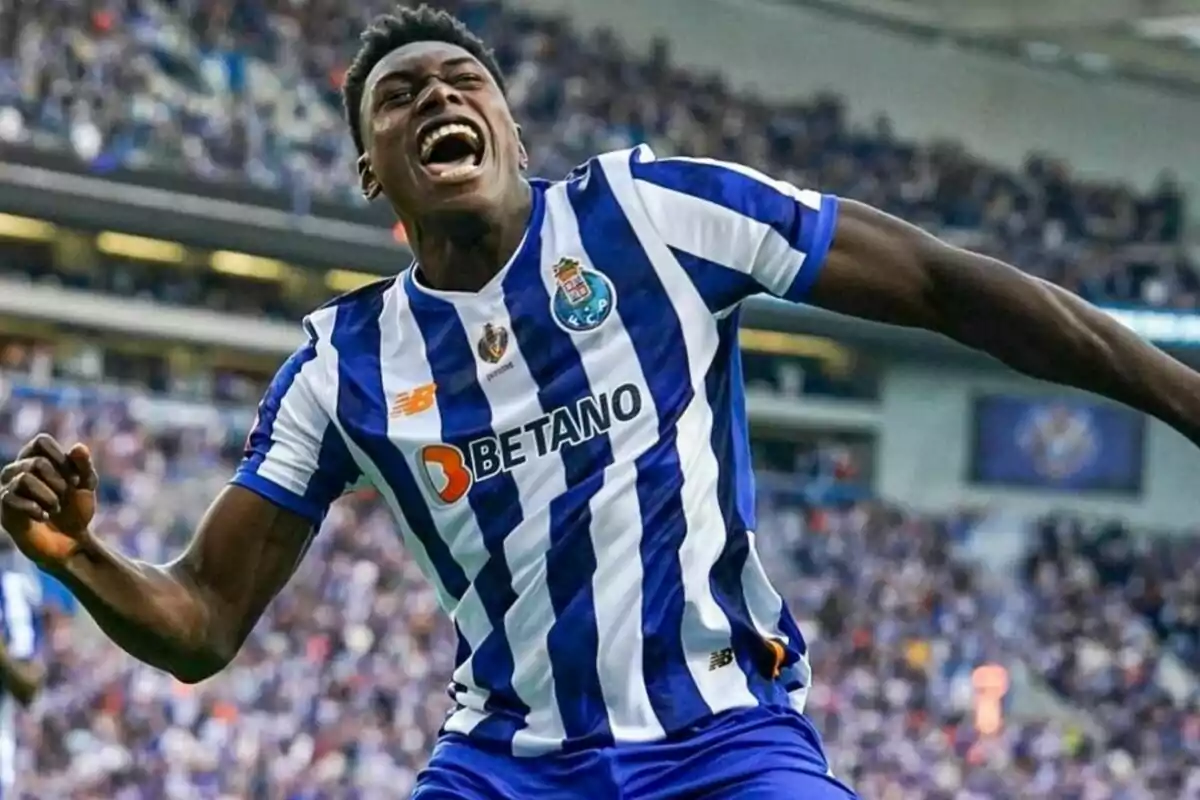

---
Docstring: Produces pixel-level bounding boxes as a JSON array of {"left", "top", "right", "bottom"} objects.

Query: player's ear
[
  {"left": 358, "top": 154, "right": 382, "bottom": 200},
  {"left": 516, "top": 125, "right": 528, "bottom": 171}
]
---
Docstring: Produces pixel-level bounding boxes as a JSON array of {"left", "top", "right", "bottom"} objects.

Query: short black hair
[{"left": 342, "top": 4, "right": 507, "bottom": 156}]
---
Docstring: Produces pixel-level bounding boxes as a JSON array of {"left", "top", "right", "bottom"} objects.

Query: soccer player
[
  {"left": 2, "top": 5, "right": 1200, "bottom": 797},
  {"left": 0, "top": 536, "right": 44, "bottom": 798}
]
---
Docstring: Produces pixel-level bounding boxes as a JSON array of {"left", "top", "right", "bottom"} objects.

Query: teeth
[{"left": 420, "top": 123, "right": 481, "bottom": 163}]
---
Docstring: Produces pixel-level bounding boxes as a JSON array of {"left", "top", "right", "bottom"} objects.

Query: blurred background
[{"left": 1, "top": 0, "right": 1200, "bottom": 797}]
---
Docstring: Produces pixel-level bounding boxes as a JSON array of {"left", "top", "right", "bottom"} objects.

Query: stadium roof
[{"left": 804, "top": 0, "right": 1200, "bottom": 93}]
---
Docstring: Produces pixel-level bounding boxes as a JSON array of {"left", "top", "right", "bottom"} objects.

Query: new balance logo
[
  {"left": 708, "top": 648, "right": 735, "bottom": 671},
  {"left": 391, "top": 382, "right": 437, "bottom": 417}
]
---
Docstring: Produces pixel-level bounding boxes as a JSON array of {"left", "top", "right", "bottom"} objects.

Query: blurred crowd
[
  {"left": 1, "top": 381, "right": 1197, "bottom": 799},
  {"left": 2, "top": 0, "right": 1198, "bottom": 312},
  {"left": 1038, "top": 518, "right": 1199, "bottom": 669},
  {"left": 1022, "top": 516, "right": 1200, "bottom": 793},
  {"left": 767, "top": 500, "right": 1200, "bottom": 800}
]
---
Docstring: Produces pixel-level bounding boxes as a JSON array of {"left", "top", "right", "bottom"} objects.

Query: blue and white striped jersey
[
  {"left": 0, "top": 558, "right": 42, "bottom": 794},
  {"left": 234, "top": 145, "right": 839, "bottom": 755}
]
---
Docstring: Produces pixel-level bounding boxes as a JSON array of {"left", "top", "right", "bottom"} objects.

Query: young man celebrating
[{"left": 4, "top": 6, "right": 1200, "bottom": 798}]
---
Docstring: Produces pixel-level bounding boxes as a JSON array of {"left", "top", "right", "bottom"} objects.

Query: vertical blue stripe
[
  {"left": 243, "top": 340, "right": 317, "bottom": 473},
  {"left": 705, "top": 311, "right": 752, "bottom": 532},
  {"left": 301, "top": 422, "right": 361, "bottom": 513},
  {"left": 707, "top": 311, "right": 803, "bottom": 703},
  {"left": 442, "top": 621, "right": 474, "bottom": 732},
  {"left": 329, "top": 286, "right": 470, "bottom": 603},
  {"left": 669, "top": 246, "right": 763, "bottom": 317},
  {"left": 567, "top": 160, "right": 710, "bottom": 732},
  {"left": 704, "top": 311, "right": 785, "bottom": 706},
  {"left": 776, "top": 604, "right": 809, "bottom": 662},
  {"left": 501, "top": 185, "right": 613, "bottom": 747},
  {"left": 725, "top": 311, "right": 757, "bottom": 532},
  {"left": 453, "top": 621, "right": 472, "bottom": 679},
  {"left": 403, "top": 281, "right": 530, "bottom": 748},
  {"left": 708, "top": 534, "right": 787, "bottom": 705}
]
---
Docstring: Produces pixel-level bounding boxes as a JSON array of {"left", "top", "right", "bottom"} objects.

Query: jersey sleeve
[
  {"left": 628, "top": 149, "right": 839, "bottom": 313},
  {"left": 1, "top": 570, "right": 42, "bottom": 661},
  {"left": 230, "top": 329, "right": 361, "bottom": 525}
]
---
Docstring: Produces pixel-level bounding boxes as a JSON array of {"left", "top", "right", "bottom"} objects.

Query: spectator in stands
[{"left": 1, "top": 0, "right": 1195, "bottom": 314}]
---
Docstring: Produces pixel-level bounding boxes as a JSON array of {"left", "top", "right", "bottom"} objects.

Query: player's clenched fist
[{"left": 0, "top": 434, "right": 98, "bottom": 567}]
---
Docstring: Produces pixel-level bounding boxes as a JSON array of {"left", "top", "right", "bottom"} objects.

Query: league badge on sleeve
[{"left": 550, "top": 257, "right": 616, "bottom": 333}]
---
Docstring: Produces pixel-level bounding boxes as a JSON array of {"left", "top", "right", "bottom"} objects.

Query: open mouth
[{"left": 418, "top": 121, "right": 486, "bottom": 180}]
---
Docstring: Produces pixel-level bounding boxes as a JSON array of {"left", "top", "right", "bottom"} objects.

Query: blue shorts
[{"left": 412, "top": 705, "right": 859, "bottom": 799}]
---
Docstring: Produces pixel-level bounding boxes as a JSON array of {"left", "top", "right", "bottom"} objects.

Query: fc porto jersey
[{"left": 234, "top": 145, "right": 839, "bottom": 755}]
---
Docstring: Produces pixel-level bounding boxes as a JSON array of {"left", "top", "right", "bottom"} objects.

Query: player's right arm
[
  {"left": 0, "top": 335, "right": 358, "bottom": 683},
  {"left": 628, "top": 147, "right": 1200, "bottom": 447},
  {"left": 0, "top": 458, "right": 313, "bottom": 684}
]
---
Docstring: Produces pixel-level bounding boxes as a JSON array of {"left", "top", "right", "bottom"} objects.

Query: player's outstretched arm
[
  {"left": 808, "top": 199, "right": 1200, "bottom": 445},
  {"left": 0, "top": 435, "right": 314, "bottom": 683}
]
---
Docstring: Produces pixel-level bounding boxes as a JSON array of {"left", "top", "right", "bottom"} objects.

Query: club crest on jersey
[
  {"left": 477, "top": 323, "right": 509, "bottom": 364},
  {"left": 550, "top": 257, "right": 615, "bottom": 333}
]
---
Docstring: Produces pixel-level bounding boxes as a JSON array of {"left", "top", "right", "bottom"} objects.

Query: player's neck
[{"left": 409, "top": 182, "right": 533, "bottom": 294}]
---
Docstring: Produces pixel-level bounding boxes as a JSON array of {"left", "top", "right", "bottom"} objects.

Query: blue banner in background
[{"left": 970, "top": 395, "right": 1145, "bottom": 495}]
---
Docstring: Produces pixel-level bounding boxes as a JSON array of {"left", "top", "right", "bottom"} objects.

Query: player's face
[{"left": 358, "top": 42, "right": 524, "bottom": 220}]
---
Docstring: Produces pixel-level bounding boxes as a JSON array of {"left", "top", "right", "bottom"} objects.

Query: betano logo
[
  {"left": 418, "top": 383, "right": 643, "bottom": 504},
  {"left": 418, "top": 444, "right": 474, "bottom": 504}
]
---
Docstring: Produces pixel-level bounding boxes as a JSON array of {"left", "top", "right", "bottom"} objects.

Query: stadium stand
[
  {"left": 1020, "top": 515, "right": 1200, "bottom": 794},
  {"left": 1026, "top": 516, "right": 1199, "bottom": 672},
  {"left": 3, "top": 382, "right": 1198, "bottom": 797},
  {"left": 3, "top": 0, "right": 1200, "bottom": 798},
  {"left": 1022, "top": 520, "right": 1200, "bottom": 796},
  {"left": 1, "top": 0, "right": 1194, "bottom": 313}
]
